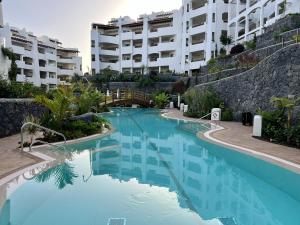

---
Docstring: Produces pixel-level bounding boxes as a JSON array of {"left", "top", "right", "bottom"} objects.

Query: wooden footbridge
[{"left": 102, "top": 89, "right": 154, "bottom": 107}]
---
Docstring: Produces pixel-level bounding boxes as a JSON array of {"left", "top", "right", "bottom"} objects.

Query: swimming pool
[{"left": 1, "top": 108, "right": 300, "bottom": 225}]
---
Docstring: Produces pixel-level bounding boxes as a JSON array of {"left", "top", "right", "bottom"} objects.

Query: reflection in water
[
  {"left": 1, "top": 109, "right": 300, "bottom": 225},
  {"left": 34, "top": 162, "right": 78, "bottom": 190}
]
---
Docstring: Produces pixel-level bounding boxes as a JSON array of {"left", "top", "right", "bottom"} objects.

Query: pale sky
[{"left": 3, "top": 0, "right": 182, "bottom": 73}]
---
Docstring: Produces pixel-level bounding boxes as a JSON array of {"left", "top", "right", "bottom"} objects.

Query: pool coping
[
  {"left": 0, "top": 128, "right": 114, "bottom": 186},
  {"left": 162, "top": 110, "right": 300, "bottom": 175}
]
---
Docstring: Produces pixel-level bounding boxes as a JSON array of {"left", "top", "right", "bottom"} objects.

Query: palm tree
[
  {"left": 271, "top": 96, "right": 300, "bottom": 129},
  {"left": 35, "top": 86, "right": 75, "bottom": 125}
]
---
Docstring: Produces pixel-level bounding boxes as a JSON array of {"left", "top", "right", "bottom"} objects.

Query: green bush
[
  {"left": 221, "top": 108, "right": 233, "bottom": 121},
  {"left": 0, "top": 78, "right": 44, "bottom": 98},
  {"left": 258, "top": 109, "right": 287, "bottom": 143},
  {"left": 154, "top": 93, "right": 169, "bottom": 109},
  {"left": 184, "top": 89, "right": 221, "bottom": 118}
]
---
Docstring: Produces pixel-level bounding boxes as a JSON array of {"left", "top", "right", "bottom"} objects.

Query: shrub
[
  {"left": 245, "top": 40, "right": 256, "bottom": 50},
  {"left": 258, "top": 109, "right": 287, "bottom": 143},
  {"left": 184, "top": 89, "right": 221, "bottom": 118},
  {"left": 0, "top": 78, "right": 44, "bottom": 98},
  {"left": 220, "top": 34, "right": 232, "bottom": 46},
  {"left": 230, "top": 44, "right": 245, "bottom": 55},
  {"left": 207, "top": 58, "right": 221, "bottom": 74},
  {"left": 293, "top": 35, "right": 300, "bottom": 42},
  {"left": 171, "top": 80, "right": 186, "bottom": 94},
  {"left": 221, "top": 108, "right": 233, "bottom": 121},
  {"left": 154, "top": 93, "right": 169, "bottom": 109}
]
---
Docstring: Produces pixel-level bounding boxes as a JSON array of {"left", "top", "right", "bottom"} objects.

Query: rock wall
[
  {"left": 108, "top": 82, "right": 176, "bottom": 92},
  {"left": 256, "top": 14, "right": 300, "bottom": 49},
  {"left": 194, "top": 43, "right": 300, "bottom": 121},
  {"left": 0, "top": 99, "right": 47, "bottom": 137}
]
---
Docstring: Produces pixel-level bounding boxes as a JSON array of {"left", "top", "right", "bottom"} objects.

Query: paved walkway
[
  {"left": 164, "top": 109, "right": 300, "bottom": 166},
  {"left": 0, "top": 134, "right": 42, "bottom": 179}
]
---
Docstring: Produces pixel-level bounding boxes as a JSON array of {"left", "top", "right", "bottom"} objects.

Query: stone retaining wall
[
  {"left": 194, "top": 44, "right": 300, "bottom": 121},
  {"left": 0, "top": 99, "right": 47, "bottom": 138},
  {"left": 108, "top": 82, "right": 176, "bottom": 92}
]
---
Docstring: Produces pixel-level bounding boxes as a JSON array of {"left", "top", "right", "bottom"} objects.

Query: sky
[{"left": 3, "top": 0, "right": 182, "bottom": 73}]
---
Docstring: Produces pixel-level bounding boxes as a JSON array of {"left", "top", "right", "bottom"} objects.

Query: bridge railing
[{"left": 103, "top": 89, "right": 153, "bottom": 105}]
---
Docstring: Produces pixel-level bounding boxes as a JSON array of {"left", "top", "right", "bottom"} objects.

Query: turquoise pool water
[{"left": 1, "top": 108, "right": 300, "bottom": 225}]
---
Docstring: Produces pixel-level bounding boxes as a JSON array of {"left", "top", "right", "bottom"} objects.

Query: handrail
[
  {"left": 21, "top": 122, "right": 67, "bottom": 152},
  {"left": 199, "top": 113, "right": 211, "bottom": 120}
]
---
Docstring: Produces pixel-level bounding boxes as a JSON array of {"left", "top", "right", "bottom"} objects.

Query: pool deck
[
  {"left": 0, "top": 134, "right": 42, "bottom": 179},
  {"left": 163, "top": 109, "right": 300, "bottom": 173}
]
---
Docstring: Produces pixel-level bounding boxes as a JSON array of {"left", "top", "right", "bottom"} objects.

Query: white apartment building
[
  {"left": 91, "top": 0, "right": 229, "bottom": 75},
  {"left": 228, "top": 0, "right": 300, "bottom": 43},
  {"left": 0, "top": 25, "right": 82, "bottom": 89}
]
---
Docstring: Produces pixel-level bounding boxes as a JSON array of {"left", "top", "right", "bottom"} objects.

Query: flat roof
[{"left": 92, "top": 23, "right": 118, "bottom": 30}]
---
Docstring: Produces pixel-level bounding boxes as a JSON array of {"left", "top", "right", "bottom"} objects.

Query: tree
[{"left": 220, "top": 34, "right": 232, "bottom": 46}]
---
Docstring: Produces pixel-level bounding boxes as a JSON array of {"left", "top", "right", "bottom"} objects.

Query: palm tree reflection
[{"left": 34, "top": 162, "right": 78, "bottom": 189}]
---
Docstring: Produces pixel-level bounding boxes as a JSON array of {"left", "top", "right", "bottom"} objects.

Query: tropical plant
[
  {"left": 73, "top": 82, "right": 103, "bottom": 115},
  {"left": 270, "top": 96, "right": 300, "bottom": 129},
  {"left": 35, "top": 86, "right": 75, "bottom": 125},
  {"left": 154, "top": 93, "right": 169, "bottom": 109}
]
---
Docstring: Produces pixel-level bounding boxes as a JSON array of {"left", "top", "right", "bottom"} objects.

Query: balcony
[
  {"left": 57, "top": 56, "right": 74, "bottom": 64},
  {"left": 121, "top": 60, "right": 132, "bottom": 68},
  {"left": 99, "top": 34, "right": 119, "bottom": 44},
  {"left": 190, "top": 22, "right": 207, "bottom": 35},
  {"left": 99, "top": 62, "right": 119, "bottom": 71},
  {"left": 57, "top": 68, "right": 74, "bottom": 76},
  {"left": 45, "top": 52, "right": 57, "bottom": 61},
  {"left": 12, "top": 45, "right": 25, "bottom": 55},
  {"left": 157, "top": 42, "right": 176, "bottom": 51},
  {"left": 99, "top": 49, "right": 120, "bottom": 56},
  {"left": 148, "top": 27, "right": 176, "bottom": 38}
]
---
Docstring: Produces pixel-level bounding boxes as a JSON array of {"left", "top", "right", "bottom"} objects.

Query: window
[
  {"left": 212, "top": 32, "right": 215, "bottom": 42},
  {"left": 92, "top": 69, "right": 96, "bottom": 75},
  {"left": 186, "top": 38, "right": 189, "bottom": 47},
  {"left": 91, "top": 40, "right": 95, "bottom": 48},
  {"left": 186, "top": 21, "right": 189, "bottom": 32},
  {"left": 212, "top": 13, "right": 216, "bottom": 23},
  {"left": 91, "top": 54, "right": 95, "bottom": 61},
  {"left": 187, "top": 3, "right": 190, "bottom": 12}
]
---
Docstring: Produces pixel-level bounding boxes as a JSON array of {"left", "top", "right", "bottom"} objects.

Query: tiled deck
[
  {"left": 0, "top": 134, "right": 42, "bottom": 179},
  {"left": 164, "top": 109, "right": 300, "bottom": 167}
]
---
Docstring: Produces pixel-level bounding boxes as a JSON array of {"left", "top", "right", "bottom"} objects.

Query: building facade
[
  {"left": 228, "top": 0, "right": 300, "bottom": 43},
  {"left": 91, "top": 0, "right": 229, "bottom": 76},
  {"left": 0, "top": 25, "right": 82, "bottom": 89}
]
